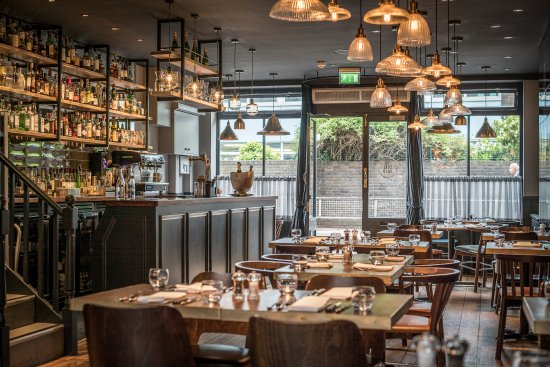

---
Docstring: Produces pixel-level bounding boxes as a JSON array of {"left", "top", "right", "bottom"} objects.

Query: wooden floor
[{"left": 41, "top": 276, "right": 536, "bottom": 367}]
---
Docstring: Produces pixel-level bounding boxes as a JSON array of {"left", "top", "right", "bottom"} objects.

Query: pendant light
[
  {"left": 388, "top": 85, "right": 408, "bottom": 114},
  {"left": 475, "top": 66, "right": 497, "bottom": 139},
  {"left": 436, "top": 7, "right": 460, "bottom": 87},
  {"left": 426, "top": 121, "right": 460, "bottom": 134},
  {"left": 228, "top": 40, "right": 241, "bottom": 110},
  {"left": 376, "top": 45, "right": 422, "bottom": 77},
  {"left": 363, "top": 0, "right": 409, "bottom": 25},
  {"left": 347, "top": 0, "right": 373, "bottom": 62},
  {"left": 444, "top": 85, "right": 462, "bottom": 106},
  {"left": 219, "top": 120, "right": 239, "bottom": 140},
  {"left": 371, "top": 78, "right": 392, "bottom": 108},
  {"left": 185, "top": 14, "right": 202, "bottom": 98},
  {"left": 408, "top": 115, "right": 427, "bottom": 130},
  {"left": 246, "top": 49, "right": 259, "bottom": 116},
  {"left": 454, "top": 115, "right": 467, "bottom": 126},
  {"left": 269, "top": 0, "right": 330, "bottom": 22},
  {"left": 234, "top": 113, "right": 246, "bottom": 129},
  {"left": 209, "top": 27, "right": 224, "bottom": 105},
  {"left": 397, "top": 0, "right": 431, "bottom": 47},
  {"left": 327, "top": 0, "right": 351, "bottom": 22},
  {"left": 421, "top": 109, "right": 438, "bottom": 126},
  {"left": 153, "top": 0, "right": 180, "bottom": 94},
  {"left": 405, "top": 76, "right": 436, "bottom": 93},
  {"left": 258, "top": 73, "right": 290, "bottom": 135},
  {"left": 422, "top": 0, "right": 451, "bottom": 78}
]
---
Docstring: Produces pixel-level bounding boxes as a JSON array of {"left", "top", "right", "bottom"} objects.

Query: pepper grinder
[
  {"left": 232, "top": 270, "right": 247, "bottom": 302},
  {"left": 412, "top": 332, "right": 441, "bottom": 367},
  {"left": 344, "top": 228, "right": 350, "bottom": 242},
  {"left": 442, "top": 335, "right": 468, "bottom": 367},
  {"left": 342, "top": 244, "right": 353, "bottom": 265},
  {"left": 352, "top": 228, "right": 359, "bottom": 244}
]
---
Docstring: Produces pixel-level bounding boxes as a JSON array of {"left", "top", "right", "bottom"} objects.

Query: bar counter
[{"left": 91, "top": 196, "right": 277, "bottom": 292}]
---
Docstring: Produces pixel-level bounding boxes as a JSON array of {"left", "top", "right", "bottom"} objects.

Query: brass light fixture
[
  {"left": 269, "top": 0, "right": 330, "bottom": 22},
  {"left": 219, "top": 120, "right": 239, "bottom": 140},
  {"left": 422, "top": 0, "right": 451, "bottom": 78},
  {"left": 397, "top": 0, "right": 431, "bottom": 47},
  {"left": 209, "top": 27, "right": 224, "bottom": 104},
  {"left": 388, "top": 85, "right": 408, "bottom": 114},
  {"left": 234, "top": 113, "right": 246, "bottom": 129},
  {"left": 371, "top": 78, "right": 392, "bottom": 108},
  {"left": 444, "top": 85, "right": 462, "bottom": 106},
  {"left": 426, "top": 121, "right": 460, "bottom": 134},
  {"left": 475, "top": 66, "right": 497, "bottom": 138},
  {"left": 228, "top": 40, "right": 241, "bottom": 110},
  {"left": 408, "top": 115, "right": 427, "bottom": 130},
  {"left": 258, "top": 73, "right": 290, "bottom": 136},
  {"left": 363, "top": 0, "right": 409, "bottom": 25},
  {"left": 347, "top": 0, "right": 373, "bottom": 62},
  {"left": 327, "top": 0, "right": 351, "bottom": 22},
  {"left": 246, "top": 48, "right": 259, "bottom": 116},
  {"left": 454, "top": 115, "right": 467, "bottom": 126},
  {"left": 376, "top": 45, "right": 422, "bottom": 77},
  {"left": 421, "top": 109, "right": 439, "bottom": 126}
]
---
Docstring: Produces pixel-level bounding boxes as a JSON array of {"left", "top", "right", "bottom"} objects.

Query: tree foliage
[{"left": 237, "top": 142, "right": 279, "bottom": 160}]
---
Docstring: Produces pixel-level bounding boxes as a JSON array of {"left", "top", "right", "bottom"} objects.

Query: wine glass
[
  {"left": 386, "top": 243, "right": 400, "bottom": 256},
  {"left": 409, "top": 234, "right": 421, "bottom": 246},
  {"left": 276, "top": 273, "right": 298, "bottom": 296},
  {"left": 291, "top": 228, "right": 302, "bottom": 243},
  {"left": 361, "top": 230, "right": 371, "bottom": 243},
  {"left": 148, "top": 268, "right": 169, "bottom": 291},
  {"left": 315, "top": 246, "right": 331, "bottom": 262},
  {"left": 369, "top": 250, "right": 385, "bottom": 265},
  {"left": 201, "top": 280, "right": 224, "bottom": 304}
]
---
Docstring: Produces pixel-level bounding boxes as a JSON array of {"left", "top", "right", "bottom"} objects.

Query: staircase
[{"left": 6, "top": 268, "right": 64, "bottom": 367}]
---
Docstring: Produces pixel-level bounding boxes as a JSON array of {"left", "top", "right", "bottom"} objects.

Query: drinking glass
[
  {"left": 330, "top": 232, "right": 341, "bottom": 245},
  {"left": 292, "top": 255, "right": 308, "bottom": 272},
  {"left": 148, "top": 268, "right": 169, "bottom": 291},
  {"left": 387, "top": 223, "right": 397, "bottom": 232},
  {"left": 352, "top": 286, "right": 376, "bottom": 313},
  {"left": 409, "top": 234, "right": 421, "bottom": 245},
  {"left": 315, "top": 246, "right": 331, "bottom": 262},
  {"left": 201, "top": 280, "right": 224, "bottom": 304},
  {"left": 490, "top": 226, "right": 500, "bottom": 236},
  {"left": 455, "top": 216, "right": 463, "bottom": 226},
  {"left": 361, "top": 230, "right": 371, "bottom": 243},
  {"left": 495, "top": 233, "right": 505, "bottom": 247},
  {"left": 369, "top": 250, "right": 385, "bottom": 265},
  {"left": 276, "top": 273, "right": 298, "bottom": 296},
  {"left": 386, "top": 243, "right": 400, "bottom": 257},
  {"left": 291, "top": 228, "right": 302, "bottom": 243}
]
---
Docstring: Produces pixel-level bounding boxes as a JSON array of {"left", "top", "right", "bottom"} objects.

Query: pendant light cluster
[
  {"left": 209, "top": 27, "right": 224, "bottom": 105},
  {"left": 228, "top": 39, "right": 241, "bottom": 111}
]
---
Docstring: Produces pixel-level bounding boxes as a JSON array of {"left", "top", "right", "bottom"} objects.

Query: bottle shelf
[
  {"left": 59, "top": 135, "right": 105, "bottom": 145},
  {"left": 109, "top": 141, "right": 146, "bottom": 149},
  {"left": 150, "top": 90, "right": 220, "bottom": 111},
  {"left": 62, "top": 62, "right": 105, "bottom": 80},
  {"left": 109, "top": 109, "right": 147, "bottom": 121},
  {"left": 7, "top": 129, "right": 57, "bottom": 140},
  {"left": 0, "top": 85, "right": 58, "bottom": 103},
  {"left": 109, "top": 77, "right": 147, "bottom": 91},
  {"left": 0, "top": 43, "right": 58, "bottom": 65},
  {"left": 150, "top": 51, "right": 218, "bottom": 77},
  {"left": 60, "top": 99, "right": 105, "bottom": 113}
]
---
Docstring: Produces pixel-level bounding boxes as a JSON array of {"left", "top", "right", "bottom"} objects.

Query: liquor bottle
[
  {"left": 32, "top": 33, "right": 39, "bottom": 54},
  {"left": 24, "top": 63, "right": 31, "bottom": 92},
  {"left": 201, "top": 47, "right": 209, "bottom": 65},
  {"left": 127, "top": 175, "right": 136, "bottom": 200},
  {"left": 83, "top": 48, "right": 91, "bottom": 69},
  {"left": 110, "top": 54, "right": 118, "bottom": 78},
  {"left": 115, "top": 169, "right": 126, "bottom": 200},
  {"left": 69, "top": 38, "right": 76, "bottom": 64},
  {"left": 184, "top": 32, "right": 191, "bottom": 58},
  {"left": 171, "top": 32, "right": 179, "bottom": 51},
  {"left": 18, "top": 29, "right": 25, "bottom": 50},
  {"left": 93, "top": 51, "right": 100, "bottom": 72},
  {"left": 110, "top": 118, "right": 117, "bottom": 142},
  {"left": 46, "top": 32, "right": 55, "bottom": 59},
  {"left": 0, "top": 17, "right": 6, "bottom": 44},
  {"left": 191, "top": 37, "right": 199, "bottom": 61},
  {"left": 25, "top": 32, "right": 32, "bottom": 52},
  {"left": 119, "top": 59, "right": 128, "bottom": 80},
  {"left": 9, "top": 21, "right": 19, "bottom": 48}
]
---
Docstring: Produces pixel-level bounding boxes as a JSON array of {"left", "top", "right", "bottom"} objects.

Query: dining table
[
  {"left": 377, "top": 229, "right": 444, "bottom": 239},
  {"left": 522, "top": 297, "right": 550, "bottom": 350},
  {"left": 483, "top": 241, "right": 550, "bottom": 255},
  {"left": 66, "top": 283, "right": 413, "bottom": 364}
]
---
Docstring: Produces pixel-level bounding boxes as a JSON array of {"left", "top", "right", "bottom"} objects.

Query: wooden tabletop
[
  {"left": 481, "top": 232, "right": 550, "bottom": 241},
  {"left": 269, "top": 238, "right": 430, "bottom": 253},
  {"left": 484, "top": 242, "right": 550, "bottom": 255},
  {"left": 70, "top": 283, "right": 413, "bottom": 332},
  {"left": 273, "top": 254, "right": 414, "bottom": 286},
  {"left": 377, "top": 229, "right": 443, "bottom": 239}
]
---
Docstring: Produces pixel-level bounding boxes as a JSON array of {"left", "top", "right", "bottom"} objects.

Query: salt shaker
[
  {"left": 342, "top": 244, "right": 353, "bottom": 265},
  {"left": 431, "top": 223, "right": 437, "bottom": 233},
  {"left": 232, "top": 270, "right": 247, "bottom": 302},
  {"left": 442, "top": 334, "right": 468, "bottom": 367},
  {"left": 352, "top": 228, "right": 359, "bottom": 244},
  {"left": 344, "top": 228, "right": 350, "bottom": 242},
  {"left": 412, "top": 333, "right": 441, "bottom": 367},
  {"left": 247, "top": 271, "right": 262, "bottom": 301}
]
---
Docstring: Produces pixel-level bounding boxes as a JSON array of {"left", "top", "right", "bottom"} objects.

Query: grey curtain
[
  {"left": 406, "top": 94, "right": 424, "bottom": 224},
  {"left": 291, "top": 83, "right": 313, "bottom": 235}
]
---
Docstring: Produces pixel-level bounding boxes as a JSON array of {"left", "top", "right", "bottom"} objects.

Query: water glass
[
  {"left": 276, "top": 273, "right": 298, "bottom": 296},
  {"left": 490, "top": 226, "right": 500, "bottom": 236},
  {"left": 353, "top": 286, "right": 376, "bottom": 313},
  {"left": 315, "top": 246, "right": 331, "bottom": 262},
  {"left": 386, "top": 243, "right": 400, "bottom": 256},
  {"left": 409, "top": 234, "right": 421, "bottom": 245},
  {"left": 495, "top": 233, "right": 505, "bottom": 247},
  {"left": 370, "top": 250, "right": 386, "bottom": 265},
  {"left": 148, "top": 268, "right": 169, "bottom": 291},
  {"left": 361, "top": 230, "right": 371, "bottom": 243},
  {"left": 455, "top": 216, "right": 463, "bottom": 226},
  {"left": 330, "top": 232, "right": 341, "bottom": 245},
  {"left": 387, "top": 223, "right": 397, "bottom": 232},
  {"left": 201, "top": 280, "right": 224, "bottom": 304},
  {"left": 291, "top": 228, "right": 302, "bottom": 243}
]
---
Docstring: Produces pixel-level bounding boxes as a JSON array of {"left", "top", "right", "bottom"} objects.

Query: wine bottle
[
  {"left": 191, "top": 37, "right": 199, "bottom": 61},
  {"left": 171, "top": 32, "right": 179, "bottom": 52},
  {"left": 184, "top": 32, "right": 191, "bottom": 58},
  {"left": 201, "top": 47, "right": 209, "bottom": 65}
]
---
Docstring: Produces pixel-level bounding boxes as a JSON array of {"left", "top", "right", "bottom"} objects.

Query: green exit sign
[{"left": 339, "top": 67, "right": 360, "bottom": 85}]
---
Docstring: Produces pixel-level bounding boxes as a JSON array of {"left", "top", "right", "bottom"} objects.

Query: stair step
[
  {"left": 10, "top": 323, "right": 64, "bottom": 367},
  {"left": 6, "top": 294, "right": 35, "bottom": 330}
]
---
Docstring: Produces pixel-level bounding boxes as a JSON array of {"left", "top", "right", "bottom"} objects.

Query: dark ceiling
[{"left": 1, "top": 0, "right": 549, "bottom": 82}]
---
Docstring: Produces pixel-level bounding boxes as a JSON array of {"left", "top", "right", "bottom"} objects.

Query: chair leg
[
  {"left": 474, "top": 254, "right": 481, "bottom": 293},
  {"left": 495, "top": 301, "right": 507, "bottom": 360},
  {"left": 490, "top": 274, "right": 497, "bottom": 308}
]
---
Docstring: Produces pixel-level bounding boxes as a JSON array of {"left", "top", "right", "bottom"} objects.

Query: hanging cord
[
  {"left": 379, "top": 25, "right": 382, "bottom": 62},
  {"left": 250, "top": 50, "right": 254, "bottom": 98},
  {"left": 167, "top": 1, "right": 171, "bottom": 49},
  {"left": 359, "top": 0, "right": 363, "bottom": 28},
  {"left": 434, "top": 0, "right": 438, "bottom": 52},
  {"left": 215, "top": 28, "right": 221, "bottom": 88},
  {"left": 484, "top": 67, "right": 488, "bottom": 112},
  {"left": 453, "top": 22, "right": 457, "bottom": 75},
  {"left": 446, "top": 0, "right": 450, "bottom": 66},
  {"left": 193, "top": 15, "right": 198, "bottom": 74},
  {"left": 233, "top": 41, "right": 237, "bottom": 95},
  {"left": 272, "top": 74, "right": 276, "bottom": 114}
]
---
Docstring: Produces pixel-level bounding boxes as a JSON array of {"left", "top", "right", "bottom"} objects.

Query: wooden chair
[
  {"left": 305, "top": 275, "right": 386, "bottom": 294},
  {"left": 454, "top": 235, "right": 493, "bottom": 292},
  {"left": 389, "top": 267, "right": 460, "bottom": 367},
  {"left": 84, "top": 304, "right": 250, "bottom": 367},
  {"left": 261, "top": 253, "right": 294, "bottom": 263},
  {"left": 494, "top": 254, "right": 550, "bottom": 360},
  {"left": 499, "top": 226, "right": 532, "bottom": 233},
  {"left": 234, "top": 261, "right": 286, "bottom": 289},
  {"left": 413, "top": 259, "right": 460, "bottom": 269},
  {"left": 275, "top": 219, "right": 284, "bottom": 239},
  {"left": 246, "top": 317, "right": 368, "bottom": 367},
  {"left": 274, "top": 244, "right": 316, "bottom": 255},
  {"left": 394, "top": 230, "right": 434, "bottom": 259},
  {"left": 503, "top": 231, "right": 539, "bottom": 241},
  {"left": 192, "top": 271, "right": 233, "bottom": 288}
]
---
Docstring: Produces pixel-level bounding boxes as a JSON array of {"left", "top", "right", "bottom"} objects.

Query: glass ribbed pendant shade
[
  {"left": 234, "top": 113, "right": 246, "bottom": 129},
  {"left": 422, "top": 51, "right": 452, "bottom": 78},
  {"left": 388, "top": 98, "right": 408, "bottom": 114},
  {"left": 229, "top": 94, "right": 241, "bottom": 110},
  {"left": 376, "top": 46, "right": 422, "bottom": 77},
  {"left": 475, "top": 117, "right": 497, "bottom": 138},
  {"left": 427, "top": 121, "right": 460, "bottom": 134},
  {"left": 408, "top": 115, "right": 427, "bottom": 130},
  {"left": 454, "top": 115, "right": 467, "bottom": 126},
  {"left": 185, "top": 78, "right": 202, "bottom": 98},
  {"left": 347, "top": 25, "right": 373, "bottom": 61},
  {"left": 363, "top": 0, "right": 409, "bottom": 25},
  {"left": 209, "top": 86, "right": 224, "bottom": 104},
  {"left": 397, "top": 0, "right": 431, "bottom": 47},
  {"left": 328, "top": 0, "right": 351, "bottom": 21},
  {"left": 257, "top": 113, "right": 290, "bottom": 135},
  {"left": 439, "top": 107, "right": 454, "bottom": 122},
  {"left": 421, "top": 109, "right": 439, "bottom": 126},
  {"left": 246, "top": 99, "right": 258, "bottom": 116},
  {"left": 436, "top": 75, "right": 461, "bottom": 88},
  {"left": 444, "top": 86, "right": 462, "bottom": 106},
  {"left": 370, "top": 78, "right": 392, "bottom": 108},
  {"left": 269, "top": 0, "right": 330, "bottom": 22},
  {"left": 447, "top": 103, "right": 472, "bottom": 116},
  {"left": 219, "top": 120, "right": 239, "bottom": 140},
  {"left": 404, "top": 76, "right": 437, "bottom": 94}
]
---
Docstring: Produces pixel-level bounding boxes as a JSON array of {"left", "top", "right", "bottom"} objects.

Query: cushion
[
  {"left": 391, "top": 314, "right": 430, "bottom": 333},
  {"left": 192, "top": 344, "right": 250, "bottom": 365}
]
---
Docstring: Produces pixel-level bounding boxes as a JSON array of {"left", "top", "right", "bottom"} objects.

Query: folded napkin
[
  {"left": 306, "top": 262, "right": 333, "bottom": 269},
  {"left": 322, "top": 287, "right": 354, "bottom": 300},
  {"left": 512, "top": 241, "right": 542, "bottom": 248},
  {"left": 379, "top": 238, "right": 397, "bottom": 245},
  {"left": 136, "top": 292, "right": 185, "bottom": 304},
  {"left": 174, "top": 282, "right": 203, "bottom": 293},
  {"left": 385, "top": 256, "right": 406, "bottom": 262},
  {"left": 303, "top": 236, "right": 327, "bottom": 245},
  {"left": 287, "top": 296, "right": 330, "bottom": 312},
  {"left": 353, "top": 262, "right": 393, "bottom": 272},
  {"left": 328, "top": 254, "right": 344, "bottom": 260}
]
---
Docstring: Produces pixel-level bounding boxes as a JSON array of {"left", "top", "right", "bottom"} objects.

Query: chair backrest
[
  {"left": 246, "top": 317, "right": 367, "bottom": 367},
  {"left": 191, "top": 271, "right": 233, "bottom": 288},
  {"left": 261, "top": 253, "right": 294, "bottom": 263},
  {"left": 234, "top": 261, "right": 287, "bottom": 289},
  {"left": 398, "top": 224, "right": 424, "bottom": 230},
  {"left": 401, "top": 267, "right": 460, "bottom": 333},
  {"left": 275, "top": 219, "right": 284, "bottom": 239},
  {"left": 503, "top": 231, "right": 539, "bottom": 241},
  {"left": 499, "top": 226, "right": 532, "bottom": 233},
  {"left": 413, "top": 259, "right": 461, "bottom": 270},
  {"left": 305, "top": 275, "right": 386, "bottom": 294},
  {"left": 274, "top": 244, "right": 316, "bottom": 255},
  {"left": 495, "top": 254, "right": 550, "bottom": 299},
  {"left": 84, "top": 304, "right": 195, "bottom": 367}
]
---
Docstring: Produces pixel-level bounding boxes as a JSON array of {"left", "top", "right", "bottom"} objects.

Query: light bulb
[
  {"left": 384, "top": 14, "right": 391, "bottom": 23},
  {"left": 229, "top": 94, "right": 241, "bottom": 110},
  {"left": 410, "top": 19, "right": 419, "bottom": 30},
  {"left": 296, "top": 0, "right": 306, "bottom": 11}
]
